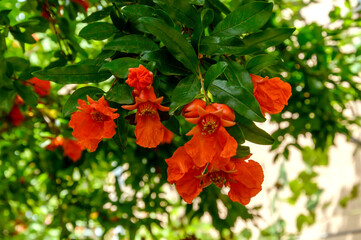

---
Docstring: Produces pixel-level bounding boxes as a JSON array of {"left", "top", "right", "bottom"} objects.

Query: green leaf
[
  {"left": 106, "top": 82, "right": 134, "bottom": 105},
  {"left": 199, "top": 35, "right": 251, "bottom": 55},
  {"left": 79, "top": 22, "right": 117, "bottom": 40},
  {"left": 122, "top": 5, "right": 154, "bottom": 22},
  {"left": 100, "top": 58, "right": 142, "bottom": 79},
  {"left": 0, "top": 9, "right": 11, "bottom": 26},
  {"left": 138, "top": 17, "right": 199, "bottom": 74},
  {"left": 153, "top": 0, "right": 198, "bottom": 27},
  {"left": 206, "top": 0, "right": 230, "bottom": 14},
  {"left": 169, "top": 75, "right": 199, "bottom": 115},
  {"left": 224, "top": 59, "right": 253, "bottom": 92},
  {"left": 209, "top": 80, "right": 265, "bottom": 122},
  {"left": 141, "top": 49, "right": 188, "bottom": 76},
  {"left": 204, "top": 61, "right": 227, "bottom": 90},
  {"left": 234, "top": 145, "right": 250, "bottom": 158},
  {"left": 0, "top": 87, "right": 16, "bottom": 113},
  {"left": 113, "top": 109, "right": 128, "bottom": 151},
  {"left": 226, "top": 123, "right": 245, "bottom": 144},
  {"left": 62, "top": 86, "right": 105, "bottom": 117},
  {"left": 236, "top": 114, "right": 274, "bottom": 145},
  {"left": 163, "top": 116, "right": 180, "bottom": 135},
  {"left": 82, "top": 7, "right": 112, "bottom": 23},
  {"left": 191, "top": 8, "right": 214, "bottom": 51},
  {"left": 103, "top": 34, "right": 159, "bottom": 54},
  {"left": 246, "top": 54, "right": 280, "bottom": 74},
  {"left": 6, "top": 57, "right": 30, "bottom": 72},
  {"left": 211, "top": 2, "right": 273, "bottom": 37},
  {"left": 243, "top": 28, "right": 295, "bottom": 51},
  {"left": 33, "top": 65, "right": 112, "bottom": 84},
  {"left": 13, "top": 81, "right": 38, "bottom": 108}
]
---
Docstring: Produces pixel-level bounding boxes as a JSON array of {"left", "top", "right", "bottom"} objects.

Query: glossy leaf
[
  {"left": 13, "top": 81, "right": 38, "bottom": 108},
  {"left": 211, "top": 2, "right": 273, "bottom": 37},
  {"left": 141, "top": 49, "right": 188, "bottom": 76},
  {"left": 106, "top": 82, "right": 134, "bottom": 105},
  {"left": 236, "top": 114, "right": 274, "bottom": 145},
  {"left": 226, "top": 123, "right": 245, "bottom": 144},
  {"left": 62, "top": 86, "right": 105, "bottom": 117},
  {"left": 246, "top": 54, "right": 280, "bottom": 74},
  {"left": 33, "top": 65, "right": 112, "bottom": 84},
  {"left": 234, "top": 145, "right": 250, "bottom": 158},
  {"left": 243, "top": 28, "right": 295, "bottom": 51},
  {"left": 113, "top": 109, "right": 129, "bottom": 151},
  {"left": 103, "top": 35, "right": 159, "bottom": 54},
  {"left": 204, "top": 61, "right": 227, "bottom": 90},
  {"left": 153, "top": 0, "right": 198, "bottom": 27},
  {"left": 209, "top": 80, "right": 265, "bottom": 122},
  {"left": 100, "top": 58, "right": 142, "bottom": 79},
  {"left": 138, "top": 17, "right": 199, "bottom": 74},
  {"left": 169, "top": 75, "right": 199, "bottom": 115},
  {"left": 191, "top": 8, "right": 214, "bottom": 51},
  {"left": 82, "top": 7, "right": 112, "bottom": 23},
  {"left": 224, "top": 59, "right": 253, "bottom": 92},
  {"left": 79, "top": 22, "right": 117, "bottom": 40}
]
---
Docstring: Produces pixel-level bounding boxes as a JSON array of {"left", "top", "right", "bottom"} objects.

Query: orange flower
[
  {"left": 122, "top": 87, "right": 169, "bottom": 148},
  {"left": 63, "top": 139, "right": 84, "bottom": 162},
  {"left": 27, "top": 77, "right": 51, "bottom": 97},
  {"left": 126, "top": 65, "right": 153, "bottom": 91},
  {"left": 161, "top": 126, "right": 174, "bottom": 144},
  {"left": 46, "top": 136, "right": 64, "bottom": 151},
  {"left": 69, "top": 95, "right": 119, "bottom": 152},
  {"left": 182, "top": 99, "right": 206, "bottom": 118},
  {"left": 183, "top": 101, "right": 238, "bottom": 169},
  {"left": 250, "top": 74, "right": 292, "bottom": 115},
  {"left": 9, "top": 105, "right": 24, "bottom": 126},
  {"left": 166, "top": 150, "right": 264, "bottom": 205}
]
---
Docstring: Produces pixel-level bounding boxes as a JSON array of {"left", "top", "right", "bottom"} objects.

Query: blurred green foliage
[{"left": 0, "top": 0, "right": 361, "bottom": 239}]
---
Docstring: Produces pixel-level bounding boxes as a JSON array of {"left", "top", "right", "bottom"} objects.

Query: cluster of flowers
[{"left": 67, "top": 65, "right": 291, "bottom": 205}]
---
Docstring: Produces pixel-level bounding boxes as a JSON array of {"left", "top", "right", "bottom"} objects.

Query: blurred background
[{"left": 1, "top": 0, "right": 361, "bottom": 239}]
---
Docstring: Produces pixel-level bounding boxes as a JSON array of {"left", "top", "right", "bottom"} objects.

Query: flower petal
[
  {"left": 134, "top": 113, "right": 164, "bottom": 148},
  {"left": 175, "top": 169, "right": 203, "bottom": 204},
  {"left": 166, "top": 146, "right": 193, "bottom": 183}
]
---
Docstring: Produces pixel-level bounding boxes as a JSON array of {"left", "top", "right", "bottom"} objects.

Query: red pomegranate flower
[
  {"left": 9, "top": 105, "right": 24, "bottom": 126},
  {"left": 27, "top": 77, "right": 51, "bottom": 97},
  {"left": 46, "top": 136, "right": 64, "bottom": 151},
  {"left": 125, "top": 65, "right": 153, "bottom": 91},
  {"left": 166, "top": 150, "right": 264, "bottom": 205},
  {"left": 182, "top": 100, "right": 238, "bottom": 169},
  {"left": 250, "top": 74, "right": 292, "bottom": 115},
  {"left": 122, "top": 87, "right": 169, "bottom": 148},
  {"left": 63, "top": 139, "right": 84, "bottom": 162},
  {"left": 69, "top": 95, "right": 119, "bottom": 152},
  {"left": 161, "top": 126, "right": 174, "bottom": 144}
]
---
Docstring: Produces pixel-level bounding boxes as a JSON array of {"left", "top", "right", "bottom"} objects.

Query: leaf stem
[{"left": 198, "top": 64, "right": 210, "bottom": 104}]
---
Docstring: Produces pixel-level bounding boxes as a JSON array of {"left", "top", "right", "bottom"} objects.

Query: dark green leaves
[
  {"left": 211, "top": 2, "right": 273, "bottom": 37},
  {"left": 204, "top": 61, "right": 227, "bottom": 90},
  {"left": 209, "top": 80, "right": 265, "bottom": 122},
  {"left": 153, "top": 0, "right": 198, "bottom": 27},
  {"left": 246, "top": 54, "right": 280, "bottom": 74},
  {"left": 33, "top": 65, "right": 112, "bottom": 84},
  {"left": 237, "top": 114, "right": 274, "bottom": 145},
  {"left": 169, "top": 75, "right": 199, "bottom": 115},
  {"left": 82, "top": 7, "right": 112, "bottom": 23},
  {"left": 100, "top": 58, "right": 142, "bottom": 79},
  {"left": 106, "top": 82, "right": 134, "bottom": 105},
  {"left": 103, "top": 35, "right": 159, "bottom": 54},
  {"left": 138, "top": 17, "right": 199, "bottom": 74},
  {"left": 62, "top": 86, "right": 104, "bottom": 117},
  {"left": 224, "top": 59, "right": 253, "bottom": 92},
  {"left": 243, "top": 28, "right": 295, "bottom": 51},
  {"left": 13, "top": 81, "right": 38, "bottom": 108},
  {"left": 79, "top": 22, "right": 117, "bottom": 40}
]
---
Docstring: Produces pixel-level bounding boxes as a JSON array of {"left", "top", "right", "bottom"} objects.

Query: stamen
[
  {"left": 199, "top": 114, "right": 220, "bottom": 135},
  {"left": 91, "top": 111, "right": 109, "bottom": 122},
  {"left": 208, "top": 171, "right": 226, "bottom": 188},
  {"left": 138, "top": 102, "right": 157, "bottom": 116}
]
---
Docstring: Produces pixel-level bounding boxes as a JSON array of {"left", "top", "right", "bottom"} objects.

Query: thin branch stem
[{"left": 198, "top": 64, "right": 210, "bottom": 104}]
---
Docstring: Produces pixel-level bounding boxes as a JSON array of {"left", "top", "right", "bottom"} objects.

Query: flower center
[
  {"left": 208, "top": 171, "right": 226, "bottom": 188},
  {"left": 91, "top": 111, "right": 108, "bottom": 122},
  {"left": 138, "top": 102, "right": 157, "bottom": 116},
  {"left": 200, "top": 114, "right": 220, "bottom": 135}
]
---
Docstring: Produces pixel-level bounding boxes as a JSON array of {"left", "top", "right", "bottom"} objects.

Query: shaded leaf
[
  {"left": 246, "top": 54, "right": 280, "bottom": 74},
  {"left": 103, "top": 34, "right": 159, "bottom": 54},
  {"left": 100, "top": 58, "right": 142, "bottom": 79},
  {"left": 106, "top": 82, "right": 134, "bottom": 105},
  {"left": 79, "top": 22, "right": 117, "bottom": 40},
  {"left": 13, "top": 81, "right": 38, "bottom": 108},
  {"left": 169, "top": 75, "right": 199, "bottom": 115},
  {"left": 204, "top": 61, "right": 227, "bottom": 90}
]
